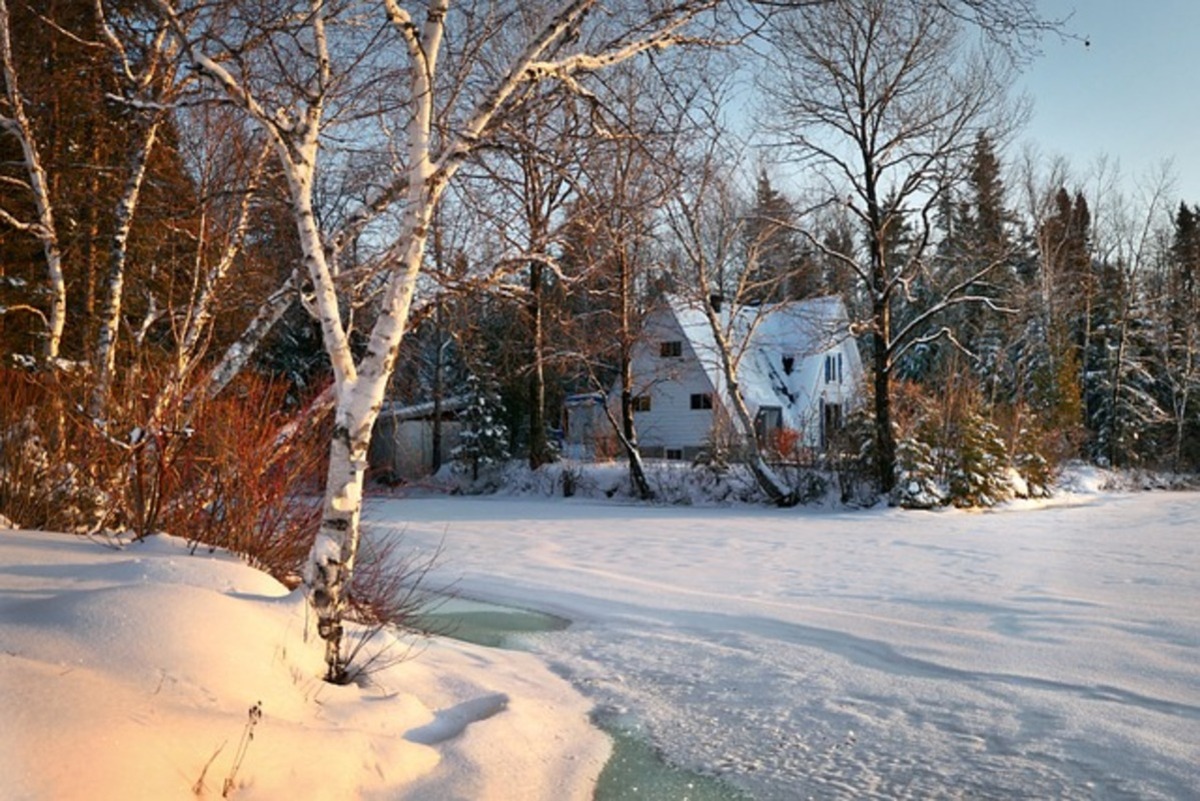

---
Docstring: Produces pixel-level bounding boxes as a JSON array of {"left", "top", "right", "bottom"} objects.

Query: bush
[
  {"left": 161, "top": 377, "right": 328, "bottom": 583},
  {"left": 0, "top": 368, "right": 109, "bottom": 531},
  {"left": 0, "top": 365, "right": 327, "bottom": 583}
]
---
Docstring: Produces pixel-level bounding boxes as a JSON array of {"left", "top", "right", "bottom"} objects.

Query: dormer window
[
  {"left": 660, "top": 340, "right": 682, "bottom": 358},
  {"left": 782, "top": 355, "right": 795, "bottom": 375},
  {"left": 824, "top": 353, "right": 843, "bottom": 384}
]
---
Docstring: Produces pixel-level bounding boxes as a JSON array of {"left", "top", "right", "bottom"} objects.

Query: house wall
[
  {"left": 625, "top": 309, "right": 720, "bottom": 455},
  {"left": 788, "top": 343, "right": 861, "bottom": 448}
]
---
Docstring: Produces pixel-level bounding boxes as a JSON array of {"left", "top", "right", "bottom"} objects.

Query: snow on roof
[
  {"left": 665, "top": 294, "right": 856, "bottom": 423},
  {"left": 380, "top": 395, "right": 471, "bottom": 421}
]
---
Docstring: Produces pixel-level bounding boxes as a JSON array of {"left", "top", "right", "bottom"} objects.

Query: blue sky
[{"left": 1018, "top": 0, "right": 1200, "bottom": 203}]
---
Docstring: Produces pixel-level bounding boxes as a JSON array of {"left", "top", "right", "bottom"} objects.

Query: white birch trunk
[
  {"left": 308, "top": 2, "right": 443, "bottom": 680},
  {"left": 90, "top": 119, "right": 162, "bottom": 418},
  {"left": 202, "top": 273, "right": 299, "bottom": 401},
  {"left": 699, "top": 302, "right": 797, "bottom": 506},
  {"left": 151, "top": 150, "right": 266, "bottom": 420},
  {"left": 0, "top": 0, "right": 66, "bottom": 361},
  {"left": 155, "top": 0, "right": 716, "bottom": 681}
]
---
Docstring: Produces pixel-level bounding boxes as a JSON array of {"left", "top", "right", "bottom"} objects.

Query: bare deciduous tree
[
  {"left": 760, "top": 0, "right": 1030, "bottom": 495},
  {"left": 0, "top": 0, "right": 65, "bottom": 361},
  {"left": 152, "top": 0, "right": 721, "bottom": 682}
]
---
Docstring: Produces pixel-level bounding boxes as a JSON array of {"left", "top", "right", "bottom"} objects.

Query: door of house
[
  {"left": 755, "top": 406, "right": 783, "bottom": 445},
  {"left": 821, "top": 401, "right": 843, "bottom": 450}
]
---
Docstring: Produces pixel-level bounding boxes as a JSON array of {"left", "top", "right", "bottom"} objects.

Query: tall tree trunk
[
  {"left": 431, "top": 307, "right": 445, "bottom": 475},
  {"left": 617, "top": 255, "right": 652, "bottom": 499},
  {"left": 700, "top": 304, "right": 796, "bottom": 507},
  {"left": 0, "top": 0, "right": 66, "bottom": 361},
  {"left": 603, "top": 393, "right": 653, "bottom": 500},
  {"left": 90, "top": 119, "right": 161, "bottom": 417},
  {"left": 872, "top": 324, "right": 896, "bottom": 495},
  {"left": 528, "top": 260, "right": 549, "bottom": 468}
]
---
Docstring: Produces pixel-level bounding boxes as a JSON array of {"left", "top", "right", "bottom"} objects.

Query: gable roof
[{"left": 662, "top": 294, "right": 859, "bottom": 427}]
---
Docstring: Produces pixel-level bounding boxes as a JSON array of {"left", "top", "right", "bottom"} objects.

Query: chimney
[{"left": 709, "top": 293, "right": 724, "bottom": 313}]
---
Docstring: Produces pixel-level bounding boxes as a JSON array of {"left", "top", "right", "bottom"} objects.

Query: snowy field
[
  {"left": 2, "top": 486, "right": 1196, "bottom": 800},
  {"left": 368, "top": 489, "right": 1200, "bottom": 800}
]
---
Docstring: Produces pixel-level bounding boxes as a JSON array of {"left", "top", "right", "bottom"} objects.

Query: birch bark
[
  {"left": 155, "top": 0, "right": 717, "bottom": 681},
  {"left": 0, "top": 0, "right": 66, "bottom": 361}
]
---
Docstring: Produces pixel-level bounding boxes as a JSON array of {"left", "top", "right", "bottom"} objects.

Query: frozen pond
[
  {"left": 368, "top": 491, "right": 1200, "bottom": 800},
  {"left": 418, "top": 595, "right": 747, "bottom": 799},
  {"left": 415, "top": 596, "right": 570, "bottom": 649}
]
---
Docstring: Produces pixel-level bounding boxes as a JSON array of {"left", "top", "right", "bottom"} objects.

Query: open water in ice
[{"left": 417, "top": 596, "right": 748, "bottom": 800}]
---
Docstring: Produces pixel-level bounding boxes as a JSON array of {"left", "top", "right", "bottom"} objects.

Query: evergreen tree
[
  {"left": 452, "top": 369, "right": 511, "bottom": 482},
  {"left": 1021, "top": 186, "right": 1092, "bottom": 458},
  {"left": 947, "top": 408, "right": 1010, "bottom": 507},
  {"left": 1154, "top": 203, "right": 1200, "bottom": 469},
  {"left": 744, "top": 169, "right": 811, "bottom": 301},
  {"left": 892, "top": 435, "right": 945, "bottom": 509}
]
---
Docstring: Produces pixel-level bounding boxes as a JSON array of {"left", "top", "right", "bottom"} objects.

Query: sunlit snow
[
  {"left": 369, "top": 488, "right": 1200, "bottom": 800},
  {"left": 2, "top": 483, "right": 1197, "bottom": 800}
]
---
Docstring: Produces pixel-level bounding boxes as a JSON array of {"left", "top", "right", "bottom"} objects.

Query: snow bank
[{"left": 0, "top": 530, "right": 608, "bottom": 800}]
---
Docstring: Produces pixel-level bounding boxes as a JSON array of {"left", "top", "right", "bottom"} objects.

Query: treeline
[{"left": 2, "top": 0, "right": 1196, "bottom": 523}]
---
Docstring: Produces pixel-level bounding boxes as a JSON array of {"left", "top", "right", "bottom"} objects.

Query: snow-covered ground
[
  {"left": 3, "top": 485, "right": 1196, "bottom": 800},
  {"left": 367, "top": 489, "right": 1200, "bottom": 800},
  {"left": 0, "top": 529, "right": 608, "bottom": 800}
]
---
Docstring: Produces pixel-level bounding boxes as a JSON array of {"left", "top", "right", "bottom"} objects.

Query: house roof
[
  {"left": 379, "top": 395, "right": 471, "bottom": 421},
  {"left": 663, "top": 294, "right": 858, "bottom": 427}
]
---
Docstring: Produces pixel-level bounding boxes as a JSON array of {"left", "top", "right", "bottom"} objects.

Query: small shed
[
  {"left": 561, "top": 392, "right": 609, "bottom": 460},
  {"left": 369, "top": 396, "right": 467, "bottom": 482}
]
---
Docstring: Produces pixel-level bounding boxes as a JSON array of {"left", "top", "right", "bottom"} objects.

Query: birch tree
[
  {"left": 0, "top": 0, "right": 66, "bottom": 361},
  {"left": 152, "top": 0, "right": 721, "bottom": 682},
  {"left": 86, "top": 3, "right": 189, "bottom": 417},
  {"left": 662, "top": 134, "right": 806, "bottom": 505}
]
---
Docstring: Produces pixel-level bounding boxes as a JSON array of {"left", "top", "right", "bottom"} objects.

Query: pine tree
[
  {"left": 947, "top": 409, "right": 1010, "bottom": 507},
  {"left": 1161, "top": 203, "right": 1200, "bottom": 469},
  {"left": 744, "top": 169, "right": 810, "bottom": 301},
  {"left": 892, "top": 435, "right": 945, "bottom": 509},
  {"left": 1024, "top": 186, "right": 1092, "bottom": 456},
  {"left": 452, "top": 370, "right": 510, "bottom": 482}
]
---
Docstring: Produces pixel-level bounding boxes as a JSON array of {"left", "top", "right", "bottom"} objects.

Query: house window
[
  {"left": 690, "top": 393, "right": 713, "bottom": 410},
  {"left": 631, "top": 394, "right": 652, "bottom": 412},
  {"left": 660, "top": 340, "right": 682, "bottom": 358},
  {"left": 665, "top": 448, "right": 684, "bottom": 461},
  {"left": 824, "top": 353, "right": 843, "bottom": 384},
  {"left": 821, "top": 401, "right": 844, "bottom": 449},
  {"left": 782, "top": 355, "right": 795, "bottom": 375}
]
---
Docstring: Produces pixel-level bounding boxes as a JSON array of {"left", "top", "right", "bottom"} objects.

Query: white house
[{"left": 620, "top": 295, "right": 863, "bottom": 461}]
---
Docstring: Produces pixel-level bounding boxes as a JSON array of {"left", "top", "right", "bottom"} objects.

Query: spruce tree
[
  {"left": 744, "top": 169, "right": 809, "bottom": 301},
  {"left": 452, "top": 369, "right": 510, "bottom": 482}
]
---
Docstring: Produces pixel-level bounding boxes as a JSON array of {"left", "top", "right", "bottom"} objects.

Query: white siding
[
  {"left": 625, "top": 309, "right": 719, "bottom": 453},
  {"left": 618, "top": 296, "right": 866, "bottom": 456}
]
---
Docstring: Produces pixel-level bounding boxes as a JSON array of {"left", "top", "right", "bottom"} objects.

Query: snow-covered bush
[
  {"left": 891, "top": 435, "right": 946, "bottom": 509},
  {"left": 0, "top": 365, "right": 326, "bottom": 581},
  {"left": 947, "top": 410, "right": 1012, "bottom": 508},
  {"left": 0, "top": 369, "right": 108, "bottom": 531},
  {"left": 1012, "top": 425, "right": 1054, "bottom": 499},
  {"left": 829, "top": 406, "right": 882, "bottom": 507}
]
